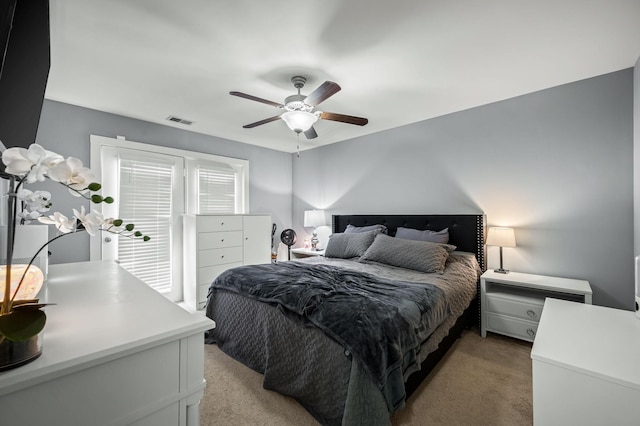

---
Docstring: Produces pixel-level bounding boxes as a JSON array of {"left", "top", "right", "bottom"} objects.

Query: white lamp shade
[
  {"left": 304, "top": 210, "right": 326, "bottom": 228},
  {"left": 281, "top": 111, "right": 318, "bottom": 133},
  {"left": 486, "top": 227, "right": 516, "bottom": 248}
]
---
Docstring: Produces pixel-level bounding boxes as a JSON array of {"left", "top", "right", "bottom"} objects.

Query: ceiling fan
[{"left": 230, "top": 76, "right": 368, "bottom": 139}]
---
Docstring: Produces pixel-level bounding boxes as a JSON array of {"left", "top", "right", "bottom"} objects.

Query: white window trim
[{"left": 89, "top": 134, "right": 249, "bottom": 261}]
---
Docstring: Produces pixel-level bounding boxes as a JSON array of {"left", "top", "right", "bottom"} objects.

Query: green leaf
[
  {"left": 125, "top": 224, "right": 134, "bottom": 231},
  {"left": 0, "top": 310, "right": 46, "bottom": 342},
  {"left": 91, "top": 194, "right": 103, "bottom": 203},
  {"left": 87, "top": 182, "right": 102, "bottom": 191},
  {"left": 113, "top": 219, "right": 123, "bottom": 227},
  {"left": 134, "top": 231, "right": 142, "bottom": 237},
  {"left": 103, "top": 197, "right": 114, "bottom": 204},
  {"left": 143, "top": 236, "right": 151, "bottom": 241}
]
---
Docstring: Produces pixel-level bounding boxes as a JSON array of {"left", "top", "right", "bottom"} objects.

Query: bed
[{"left": 205, "top": 214, "right": 486, "bottom": 425}]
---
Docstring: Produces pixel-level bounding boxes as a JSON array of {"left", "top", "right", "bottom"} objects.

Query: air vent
[{"left": 166, "top": 115, "right": 194, "bottom": 125}]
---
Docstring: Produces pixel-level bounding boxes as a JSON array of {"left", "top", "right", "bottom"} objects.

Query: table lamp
[
  {"left": 303, "top": 210, "right": 326, "bottom": 251},
  {"left": 486, "top": 227, "right": 516, "bottom": 274}
]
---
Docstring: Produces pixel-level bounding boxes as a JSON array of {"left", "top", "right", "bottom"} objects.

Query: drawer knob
[
  {"left": 221, "top": 239, "right": 224, "bottom": 242},
  {"left": 527, "top": 309, "right": 536, "bottom": 318},
  {"left": 526, "top": 328, "right": 535, "bottom": 337},
  {"left": 221, "top": 255, "right": 224, "bottom": 258}
]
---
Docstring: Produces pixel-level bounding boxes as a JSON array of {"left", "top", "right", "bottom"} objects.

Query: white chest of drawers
[
  {"left": 480, "top": 271, "right": 592, "bottom": 342},
  {"left": 183, "top": 214, "right": 271, "bottom": 311},
  {"left": 0, "top": 261, "right": 214, "bottom": 426},
  {"left": 531, "top": 299, "right": 640, "bottom": 425}
]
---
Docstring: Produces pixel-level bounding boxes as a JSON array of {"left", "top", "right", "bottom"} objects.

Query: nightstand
[
  {"left": 291, "top": 247, "right": 325, "bottom": 258},
  {"left": 480, "top": 270, "right": 592, "bottom": 342}
]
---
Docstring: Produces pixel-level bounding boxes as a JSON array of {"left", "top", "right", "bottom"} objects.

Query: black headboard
[{"left": 332, "top": 214, "right": 486, "bottom": 271}]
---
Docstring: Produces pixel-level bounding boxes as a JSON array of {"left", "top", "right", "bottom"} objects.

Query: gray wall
[
  {"left": 634, "top": 57, "right": 640, "bottom": 259},
  {"left": 293, "top": 69, "right": 634, "bottom": 310},
  {"left": 34, "top": 99, "right": 292, "bottom": 264}
]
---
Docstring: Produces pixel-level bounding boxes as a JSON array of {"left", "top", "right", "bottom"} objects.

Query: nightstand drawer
[
  {"left": 485, "top": 292, "right": 544, "bottom": 323},
  {"left": 486, "top": 313, "right": 539, "bottom": 342}
]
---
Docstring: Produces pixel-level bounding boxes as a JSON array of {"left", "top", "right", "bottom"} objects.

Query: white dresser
[
  {"left": 183, "top": 214, "right": 271, "bottom": 311},
  {"left": 531, "top": 299, "right": 640, "bottom": 425},
  {"left": 481, "top": 271, "right": 592, "bottom": 342},
  {"left": 0, "top": 261, "right": 214, "bottom": 426}
]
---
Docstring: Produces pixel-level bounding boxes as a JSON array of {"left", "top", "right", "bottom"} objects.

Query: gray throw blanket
[{"left": 208, "top": 261, "right": 450, "bottom": 412}]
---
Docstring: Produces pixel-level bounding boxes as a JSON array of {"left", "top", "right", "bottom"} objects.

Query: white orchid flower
[
  {"left": 73, "top": 206, "right": 105, "bottom": 236},
  {"left": 17, "top": 210, "right": 42, "bottom": 224},
  {"left": 17, "top": 188, "right": 51, "bottom": 212},
  {"left": 48, "top": 157, "right": 96, "bottom": 196},
  {"left": 38, "top": 211, "right": 76, "bottom": 233},
  {"left": 2, "top": 144, "right": 64, "bottom": 182}
]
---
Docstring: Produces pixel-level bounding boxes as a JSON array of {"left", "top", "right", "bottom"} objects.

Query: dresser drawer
[
  {"left": 196, "top": 215, "right": 242, "bottom": 232},
  {"left": 486, "top": 313, "right": 538, "bottom": 342},
  {"left": 198, "top": 246, "right": 243, "bottom": 267},
  {"left": 198, "top": 231, "right": 243, "bottom": 250},
  {"left": 198, "top": 262, "right": 242, "bottom": 285},
  {"left": 485, "top": 292, "right": 544, "bottom": 323}
]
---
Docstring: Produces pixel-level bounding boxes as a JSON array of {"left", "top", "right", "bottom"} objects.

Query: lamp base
[{"left": 493, "top": 268, "right": 510, "bottom": 274}]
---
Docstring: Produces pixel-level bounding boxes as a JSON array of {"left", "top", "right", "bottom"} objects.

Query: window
[
  {"left": 187, "top": 158, "right": 247, "bottom": 215},
  {"left": 90, "top": 135, "right": 249, "bottom": 301}
]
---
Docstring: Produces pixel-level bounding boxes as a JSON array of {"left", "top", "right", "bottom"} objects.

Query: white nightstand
[
  {"left": 480, "top": 270, "right": 592, "bottom": 342},
  {"left": 291, "top": 247, "right": 325, "bottom": 258}
]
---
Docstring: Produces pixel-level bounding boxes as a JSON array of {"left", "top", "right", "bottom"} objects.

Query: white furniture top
[
  {"left": 481, "top": 270, "right": 592, "bottom": 297},
  {"left": 0, "top": 261, "right": 214, "bottom": 396},
  {"left": 291, "top": 248, "right": 325, "bottom": 256},
  {"left": 531, "top": 298, "right": 640, "bottom": 391}
]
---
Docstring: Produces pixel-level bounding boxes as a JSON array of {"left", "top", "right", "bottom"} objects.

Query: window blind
[
  {"left": 197, "top": 165, "right": 237, "bottom": 214},
  {"left": 117, "top": 157, "right": 174, "bottom": 293}
]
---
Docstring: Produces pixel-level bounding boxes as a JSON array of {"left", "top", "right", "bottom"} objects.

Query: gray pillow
[
  {"left": 395, "top": 226, "right": 449, "bottom": 244},
  {"left": 359, "top": 233, "right": 456, "bottom": 274},
  {"left": 324, "top": 231, "right": 376, "bottom": 259},
  {"left": 344, "top": 224, "right": 388, "bottom": 234}
]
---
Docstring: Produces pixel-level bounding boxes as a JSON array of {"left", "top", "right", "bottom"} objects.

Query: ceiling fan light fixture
[{"left": 281, "top": 111, "right": 318, "bottom": 133}]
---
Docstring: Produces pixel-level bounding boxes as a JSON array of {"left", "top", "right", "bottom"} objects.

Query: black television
[{"left": 0, "top": 0, "right": 50, "bottom": 152}]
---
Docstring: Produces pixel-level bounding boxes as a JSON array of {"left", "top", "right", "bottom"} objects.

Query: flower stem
[{"left": 2, "top": 176, "right": 17, "bottom": 315}]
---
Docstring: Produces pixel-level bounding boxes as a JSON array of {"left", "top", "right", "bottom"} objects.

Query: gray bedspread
[
  {"left": 208, "top": 261, "right": 449, "bottom": 412},
  {"left": 205, "top": 253, "right": 480, "bottom": 425}
]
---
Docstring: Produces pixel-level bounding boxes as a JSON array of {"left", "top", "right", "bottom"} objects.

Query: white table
[
  {"left": 531, "top": 298, "right": 640, "bottom": 425},
  {"left": 291, "top": 247, "right": 325, "bottom": 258},
  {"left": 0, "top": 261, "right": 215, "bottom": 426}
]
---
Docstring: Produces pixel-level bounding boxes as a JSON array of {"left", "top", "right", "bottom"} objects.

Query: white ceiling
[{"left": 46, "top": 0, "right": 640, "bottom": 153}]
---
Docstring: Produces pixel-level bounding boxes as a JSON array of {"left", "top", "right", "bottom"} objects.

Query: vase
[{"left": 0, "top": 333, "right": 42, "bottom": 372}]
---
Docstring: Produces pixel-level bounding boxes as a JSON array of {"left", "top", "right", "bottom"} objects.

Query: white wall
[{"left": 293, "top": 69, "right": 634, "bottom": 310}]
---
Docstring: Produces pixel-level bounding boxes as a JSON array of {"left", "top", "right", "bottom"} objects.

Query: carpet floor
[{"left": 200, "top": 328, "right": 533, "bottom": 425}]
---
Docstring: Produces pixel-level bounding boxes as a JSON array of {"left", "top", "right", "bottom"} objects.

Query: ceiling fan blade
[
  {"left": 319, "top": 112, "right": 368, "bottom": 126},
  {"left": 242, "top": 115, "right": 282, "bottom": 128},
  {"left": 304, "top": 81, "right": 341, "bottom": 107},
  {"left": 304, "top": 126, "right": 318, "bottom": 139},
  {"left": 230, "top": 91, "right": 284, "bottom": 108}
]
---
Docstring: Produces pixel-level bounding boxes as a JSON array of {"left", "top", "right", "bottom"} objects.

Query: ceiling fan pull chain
[{"left": 296, "top": 132, "right": 300, "bottom": 158}]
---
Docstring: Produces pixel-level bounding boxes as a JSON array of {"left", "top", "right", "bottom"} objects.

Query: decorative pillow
[
  {"left": 344, "top": 224, "right": 388, "bottom": 235},
  {"left": 359, "top": 233, "right": 456, "bottom": 274},
  {"left": 324, "top": 231, "right": 377, "bottom": 259},
  {"left": 395, "top": 226, "right": 449, "bottom": 244}
]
